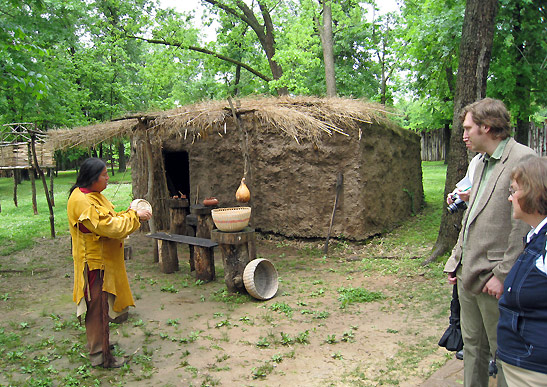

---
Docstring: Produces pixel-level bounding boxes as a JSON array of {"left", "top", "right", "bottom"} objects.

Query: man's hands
[
  {"left": 447, "top": 188, "right": 470, "bottom": 205},
  {"left": 482, "top": 276, "right": 503, "bottom": 299},
  {"left": 136, "top": 209, "right": 152, "bottom": 221},
  {"left": 447, "top": 273, "right": 503, "bottom": 299}
]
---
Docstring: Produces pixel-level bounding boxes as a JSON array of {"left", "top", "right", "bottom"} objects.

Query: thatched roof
[{"left": 47, "top": 96, "right": 401, "bottom": 150}]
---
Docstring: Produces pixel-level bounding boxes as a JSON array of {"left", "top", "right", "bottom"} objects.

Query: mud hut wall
[
  {"left": 248, "top": 128, "right": 362, "bottom": 239},
  {"left": 148, "top": 119, "right": 422, "bottom": 240},
  {"left": 175, "top": 132, "right": 247, "bottom": 206},
  {"left": 356, "top": 124, "right": 424, "bottom": 237},
  {"left": 160, "top": 124, "right": 361, "bottom": 239}
]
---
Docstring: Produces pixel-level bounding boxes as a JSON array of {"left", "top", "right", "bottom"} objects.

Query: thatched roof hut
[{"left": 48, "top": 96, "right": 424, "bottom": 240}]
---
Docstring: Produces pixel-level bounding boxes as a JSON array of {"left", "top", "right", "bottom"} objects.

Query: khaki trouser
[
  {"left": 457, "top": 267, "right": 507, "bottom": 387},
  {"left": 500, "top": 360, "right": 547, "bottom": 387}
]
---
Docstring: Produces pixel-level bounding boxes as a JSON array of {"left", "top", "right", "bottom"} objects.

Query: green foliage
[
  {"left": 0, "top": 169, "right": 133, "bottom": 255},
  {"left": 269, "top": 302, "right": 293, "bottom": 318},
  {"left": 337, "top": 287, "right": 385, "bottom": 309},
  {"left": 251, "top": 362, "right": 274, "bottom": 379},
  {"left": 396, "top": 0, "right": 464, "bottom": 130},
  {"left": 1, "top": 0, "right": 545, "bottom": 139},
  {"left": 489, "top": 0, "right": 547, "bottom": 127},
  {"left": 210, "top": 288, "right": 249, "bottom": 304}
]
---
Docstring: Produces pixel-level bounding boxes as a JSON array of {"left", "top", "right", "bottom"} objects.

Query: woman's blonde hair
[{"left": 510, "top": 156, "right": 547, "bottom": 215}]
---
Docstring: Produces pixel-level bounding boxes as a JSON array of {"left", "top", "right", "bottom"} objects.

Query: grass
[{"left": 0, "top": 168, "right": 134, "bottom": 256}]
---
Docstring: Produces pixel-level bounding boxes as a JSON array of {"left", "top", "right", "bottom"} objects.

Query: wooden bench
[{"left": 147, "top": 232, "right": 218, "bottom": 281}]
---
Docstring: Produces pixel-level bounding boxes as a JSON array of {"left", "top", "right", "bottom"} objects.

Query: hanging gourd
[{"left": 236, "top": 177, "right": 250, "bottom": 203}]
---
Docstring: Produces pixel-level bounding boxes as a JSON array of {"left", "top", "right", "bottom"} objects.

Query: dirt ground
[{"left": 0, "top": 232, "right": 453, "bottom": 386}]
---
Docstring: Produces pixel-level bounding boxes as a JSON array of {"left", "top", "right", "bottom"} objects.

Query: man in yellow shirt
[{"left": 67, "top": 158, "right": 151, "bottom": 368}]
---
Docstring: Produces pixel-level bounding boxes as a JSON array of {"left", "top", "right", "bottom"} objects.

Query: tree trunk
[
  {"left": 318, "top": 0, "right": 336, "bottom": 97},
  {"left": 108, "top": 143, "right": 115, "bottom": 176},
  {"left": 515, "top": 117, "right": 529, "bottom": 146},
  {"left": 118, "top": 141, "right": 126, "bottom": 172},
  {"left": 510, "top": 4, "right": 531, "bottom": 146},
  {"left": 443, "top": 123, "right": 451, "bottom": 165},
  {"left": 30, "top": 167, "right": 37, "bottom": 215},
  {"left": 426, "top": 0, "right": 499, "bottom": 264},
  {"left": 13, "top": 169, "right": 18, "bottom": 207}
]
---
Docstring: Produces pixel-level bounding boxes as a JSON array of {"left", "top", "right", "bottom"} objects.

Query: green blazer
[{"left": 444, "top": 138, "right": 536, "bottom": 294}]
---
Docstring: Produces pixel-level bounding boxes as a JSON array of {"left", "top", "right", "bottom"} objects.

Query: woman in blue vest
[{"left": 497, "top": 156, "right": 547, "bottom": 386}]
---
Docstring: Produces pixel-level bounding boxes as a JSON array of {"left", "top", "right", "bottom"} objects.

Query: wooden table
[{"left": 211, "top": 227, "right": 256, "bottom": 292}]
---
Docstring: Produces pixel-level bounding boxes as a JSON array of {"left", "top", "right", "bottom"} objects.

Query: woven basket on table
[{"left": 211, "top": 207, "right": 251, "bottom": 232}]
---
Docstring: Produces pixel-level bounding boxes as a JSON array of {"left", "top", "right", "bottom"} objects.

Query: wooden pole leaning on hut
[
  {"left": 139, "top": 121, "right": 173, "bottom": 270},
  {"left": 324, "top": 173, "right": 343, "bottom": 255},
  {"left": 30, "top": 132, "right": 55, "bottom": 238},
  {"left": 142, "top": 128, "right": 162, "bottom": 264},
  {"left": 27, "top": 143, "right": 38, "bottom": 215},
  {"left": 49, "top": 168, "right": 54, "bottom": 207}
]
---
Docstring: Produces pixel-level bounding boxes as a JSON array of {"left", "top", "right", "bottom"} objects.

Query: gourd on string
[
  {"left": 227, "top": 97, "right": 252, "bottom": 205},
  {"left": 236, "top": 178, "right": 250, "bottom": 203}
]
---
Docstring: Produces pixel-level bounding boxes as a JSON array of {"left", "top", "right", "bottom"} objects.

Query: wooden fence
[
  {"left": 529, "top": 121, "right": 547, "bottom": 156},
  {"left": 421, "top": 121, "right": 547, "bottom": 161},
  {"left": 420, "top": 129, "right": 445, "bottom": 161}
]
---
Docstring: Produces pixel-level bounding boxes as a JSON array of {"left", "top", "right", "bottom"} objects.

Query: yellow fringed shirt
[{"left": 67, "top": 188, "right": 140, "bottom": 316}]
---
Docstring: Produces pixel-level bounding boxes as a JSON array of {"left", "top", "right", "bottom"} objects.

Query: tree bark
[
  {"left": 118, "top": 141, "right": 126, "bottom": 172},
  {"left": 515, "top": 117, "right": 530, "bottom": 146},
  {"left": 443, "top": 123, "right": 451, "bottom": 165},
  {"left": 426, "top": 0, "right": 499, "bottom": 264},
  {"left": 317, "top": 0, "right": 336, "bottom": 97}
]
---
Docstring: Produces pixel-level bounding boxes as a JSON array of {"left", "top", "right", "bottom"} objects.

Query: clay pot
[{"left": 203, "top": 197, "right": 219, "bottom": 206}]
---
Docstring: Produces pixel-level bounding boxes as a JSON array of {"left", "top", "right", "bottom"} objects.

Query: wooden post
[
  {"left": 211, "top": 227, "right": 255, "bottom": 293},
  {"left": 27, "top": 143, "right": 37, "bottom": 214},
  {"left": 30, "top": 134, "right": 55, "bottom": 238},
  {"left": 13, "top": 169, "right": 18, "bottom": 207},
  {"left": 191, "top": 204, "right": 215, "bottom": 282},
  {"left": 167, "top": 198, "right": 189, "bottom": 234},
  {"left": 157, "top": 236, "right": 177, "bottom": 274},
  {"left": 186, "top": 214, "right": 197, "bottom": 271},
  {"left": 49, "top": 168, "right": 54, "bottom": 207},
  {"left": 30, "top": 167, "right": 37, "bottom": 215},
  {"left": 162, "top": 198, "right": 190, "bottom": 274}
]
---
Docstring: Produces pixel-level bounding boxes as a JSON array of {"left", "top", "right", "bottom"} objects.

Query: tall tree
[
  {"left": 426, "top": 0, "right": 499, "bottom": 264},
  {"left": 370, "top": 12, "right": 400, "bottom": 105},
  {"left": 398, "top": 0, "right": 463, "bottom": 154},
  {"left": 316, "top": 0, "right": 336, "bottom": 96},
  {"left": 204, "top": 0, "right": 289, "bottom": 95},
  {"left": 489, "top": 0, "right": 547, "bottom": 145}
]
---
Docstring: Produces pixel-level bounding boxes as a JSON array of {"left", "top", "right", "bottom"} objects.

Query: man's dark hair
[
  {"left": 459, "top": 98, "right": 511, "bottom": 139},
  {"left": 69, "top": 158, "right": 106, "bottom": 194}
]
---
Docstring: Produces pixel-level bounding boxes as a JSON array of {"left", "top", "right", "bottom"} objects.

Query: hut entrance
[{"left": 164, "top": 151, "right": 190, "bottom": 200}]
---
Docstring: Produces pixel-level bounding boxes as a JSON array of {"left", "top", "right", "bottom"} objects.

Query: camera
[{"left": 447, "top": 193, "right": 467, "bottom": 214}]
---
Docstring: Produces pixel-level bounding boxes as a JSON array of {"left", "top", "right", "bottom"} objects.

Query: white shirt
[{"left": 526, "top": 216, "right": 547, "bottom": 274}]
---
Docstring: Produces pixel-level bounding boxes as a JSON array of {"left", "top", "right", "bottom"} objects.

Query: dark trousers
[{"left": 85, "top": 270, "right": 106, "bottom": 355}]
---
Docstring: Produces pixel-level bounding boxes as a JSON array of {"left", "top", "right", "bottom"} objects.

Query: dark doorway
[{"left": 163, "top": 151, "right": 190, "bottom": 200}]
